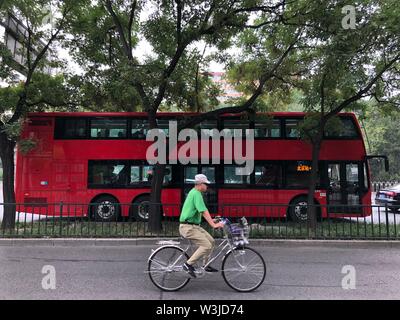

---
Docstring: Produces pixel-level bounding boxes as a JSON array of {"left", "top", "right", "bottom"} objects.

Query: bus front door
[{"left": 327, "top": 162, "right": 362, "bottom": 214}]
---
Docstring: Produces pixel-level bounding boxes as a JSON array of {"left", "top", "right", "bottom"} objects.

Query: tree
[
  {"left": 298, "top": 0, "right": 400, "bottom": 231},
  {"left": 65, "top": 0, "right": 302, "bottom": 231},
  {"left": 224, "top": 0, "right": 400, "bottom": 233},
  {"left": 0, "top": 0, "right": 77, "bottom": 229}
]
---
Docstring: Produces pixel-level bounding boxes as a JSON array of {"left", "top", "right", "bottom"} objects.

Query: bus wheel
[
  {"left": 91, "top": 195, "right": 120, "bottom": 222},
  {"left": 288, "top": 196, "right": 309, "bottom": 222},
  {"left": 131, "top": 196, "right": 150, "bottom": 222},
  {"left": 288, "top": 196, "right": 320, "bottom": 223}
]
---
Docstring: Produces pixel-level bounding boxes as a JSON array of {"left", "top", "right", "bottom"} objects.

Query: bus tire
[
  {"left": 288, "top": 196, "right": 320, "bottom": 223},
  {"left": 90, "top": 195, "right": 120, "bottom": 222},
  {"left": 131, "top": 195, "right": 151, "bottom": 222}
]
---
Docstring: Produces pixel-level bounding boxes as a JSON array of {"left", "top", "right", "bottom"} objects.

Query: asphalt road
[{"left": 0, "top": 244, "right": 399, "bottom": 300}]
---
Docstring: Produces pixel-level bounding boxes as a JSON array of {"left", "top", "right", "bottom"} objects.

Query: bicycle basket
[{"left": 225, "top": 222, "right": 250, "bottom": 246}]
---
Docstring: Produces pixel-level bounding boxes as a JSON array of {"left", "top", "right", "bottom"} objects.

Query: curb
[{"left": 1, "top": 238, "right": 400, "bottom": 248}]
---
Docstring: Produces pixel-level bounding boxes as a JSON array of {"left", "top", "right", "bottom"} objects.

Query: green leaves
[
  {"left": 17, "top": 137, "right": 38, "bottom": 155},
  {"left": 363, "top": 107, "right": 400, "bottom": 181},
  {"left": 0, "top": 85, "right": 23, "bottom": 115},
  {"left": 0, "top": 119, "right": 23, "bottom": 140}
]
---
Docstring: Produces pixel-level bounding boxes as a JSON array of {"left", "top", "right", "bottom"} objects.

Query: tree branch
[
  {"left": 25, "top": 17, "right": 32, "bottom": 71},
  {"left": 195, "top": 44, "right": 208, "bottom": 112},
  {"left": 372, "top": 92, "right": 400, "bottom": 108},
  {"left": 229, "top": 1, "right": 289, "bottom": 15},
  {"left": 320, "top": 72, "right": 327, "bottom": 115},
  {"left": 272, "top": 73, "right": 300, "bottom": 88},
  {"left": 325, "top": 53, "right": 400, "bottom": 120},
  {"left": 104, "top": 0, "right": 132, "bottom": 60},
  {"left": 132, "top": 80, "right": 151, "bottom": 112},
  {"left": 151, "top": 42, "right": 188, "bottom": 111},
  {"left": 127, "top": 0, "right": 137, "bottom": 53},
  {"left": 176, "top": 0, "right": 182, "bottom": 46}
]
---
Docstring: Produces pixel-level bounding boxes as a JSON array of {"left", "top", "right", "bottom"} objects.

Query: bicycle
[{"left": 147, "top": 217, "right": 266, "bottom": 292}]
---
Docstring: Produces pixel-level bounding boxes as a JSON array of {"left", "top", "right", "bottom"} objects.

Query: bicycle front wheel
[
  {"left": 148, "top": 246, "right": 190, "bottom": 291},
  {"left": 222, "top": 247, "right": 266, "bottom": 292}
]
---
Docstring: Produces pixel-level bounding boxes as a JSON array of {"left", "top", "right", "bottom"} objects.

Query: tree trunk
[
  {"left": 147, "top": 109, "right": 165, "bottom": 233},
  {"left": 148, "top": 163, "right": 165, "bottom": 232},
  {"left": 307, "top": 134, "right": 322, "bottom": 236},
  {"left": 0, "top": 131, "right": 17, "bottom": 230}
]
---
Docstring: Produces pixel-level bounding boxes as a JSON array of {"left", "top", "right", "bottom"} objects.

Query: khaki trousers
[{"left": 179, "top": 224, "right": 215, "bottom": 266}]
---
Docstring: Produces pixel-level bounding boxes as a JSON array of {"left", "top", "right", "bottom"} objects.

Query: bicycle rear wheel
[
  {"left": 222, "top": 247, "right": 266, "bottom": 292},
  {"left": 148, "top": 246, "right": 190, "bottom": 291}
]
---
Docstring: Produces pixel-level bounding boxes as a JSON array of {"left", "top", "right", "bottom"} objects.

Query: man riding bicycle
[{"left": 179, "top": 174, "right": 224, "bottom": 278}]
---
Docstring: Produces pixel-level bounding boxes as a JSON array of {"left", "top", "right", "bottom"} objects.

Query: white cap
[{"left": 194, "top": 174, "right": 211, "bottom": 184}]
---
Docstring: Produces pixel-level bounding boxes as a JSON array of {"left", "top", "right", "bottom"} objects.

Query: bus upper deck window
[
  {"left": 56, "top": 118, "right": 87, "bottom": 138},
  {"left": 255, "top": 119, "right": 281, "bottom": 138},
  {"left": 324, "top": 117, "right": 359, "bottom": 138},
  {"left": 90, "top": 118, "right": 127, "bottom": 138},
  {"left": 285, "top": 119, "right": 301, "bottom": 138},
  {"left": 131, "top": 119, "right": 148, "bottom": 139}
]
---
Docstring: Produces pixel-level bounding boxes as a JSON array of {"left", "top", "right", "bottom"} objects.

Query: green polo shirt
[{"left": 179, "top": 188, "right": 208, "bottom": 224}]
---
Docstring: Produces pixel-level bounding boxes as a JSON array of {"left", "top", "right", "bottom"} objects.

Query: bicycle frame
[
  {"left": 149, "top": 232, "right": 239, "bottom": 274},
  {"left": 200, "top": 238, "right": 232, "bottom": 270}
]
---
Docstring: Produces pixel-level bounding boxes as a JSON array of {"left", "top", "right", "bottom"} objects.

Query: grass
[
  {"left": 245, "top": 220, "right": 400, "bottom": 240},
  {"left": 0, "top": 217, "right": 399, "bottom": 240},
  {"left": 0, "top": 218, "right": 181, "bottom": 238}
]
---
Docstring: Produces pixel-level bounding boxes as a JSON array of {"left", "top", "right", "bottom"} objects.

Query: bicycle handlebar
[
  {"left": 214, "top": 216, "right": 230, "bottom": 224},
  {"left": 214, "top": 216, "right": 249, "bottom": 226}
]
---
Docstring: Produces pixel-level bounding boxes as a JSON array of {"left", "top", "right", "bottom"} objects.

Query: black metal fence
[{"left": 0, "top": 202, "right": 399, "bottom": 240}]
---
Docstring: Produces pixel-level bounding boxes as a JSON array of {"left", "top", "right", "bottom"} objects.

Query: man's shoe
[
  {"left": 183, "top": 262, "right": 197, "bottom": 278},
  {"left": 204, "top": 266, "right": 219, "bottom": 273}
]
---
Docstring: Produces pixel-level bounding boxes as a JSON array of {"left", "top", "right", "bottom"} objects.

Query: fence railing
[
  {"left": 0, "top": 202, "right": 399, "bottom": 240},
  {"left": 372, "top": 181, "right": 399, "bottom": 192}
]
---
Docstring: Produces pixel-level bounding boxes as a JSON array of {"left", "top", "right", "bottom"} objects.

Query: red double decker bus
[{"left": 15, "top": 111, "right": 382, "bottom": 222}]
